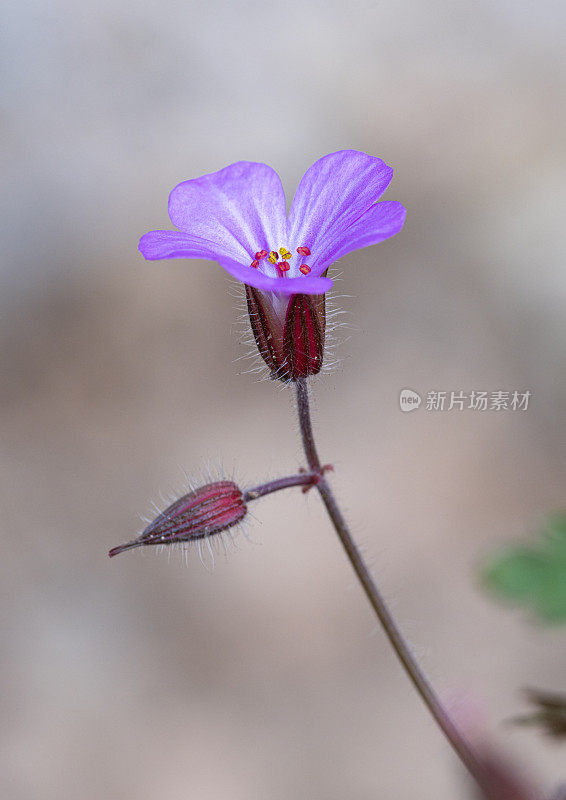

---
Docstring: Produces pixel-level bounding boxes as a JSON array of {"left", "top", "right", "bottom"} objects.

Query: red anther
[
  {"left": 279, "top": 260, "right": 290, "bottom": 271},
  {"left": 255, "top": 250, "right": 268, "bottom": 260},
  {"left": 299, "top": 264, "right": 311, "bottom": 275},
  {"left": 251, "top": 260, "right": 259, "bottom": 268},
  {"left": 297, "top": 246, "right": 311, "bottom": 256}
]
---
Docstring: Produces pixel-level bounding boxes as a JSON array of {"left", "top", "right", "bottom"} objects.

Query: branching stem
[{"left": 244, "top": 472, "right": 318, "bottom": 501}]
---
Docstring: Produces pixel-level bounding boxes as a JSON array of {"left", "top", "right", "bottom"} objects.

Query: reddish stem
[
  {"left": 294, "top": 377, "right": 496, "bottom": 795},
  {"left": 244, "top": 472, "right": 318, "bottom": 501}
]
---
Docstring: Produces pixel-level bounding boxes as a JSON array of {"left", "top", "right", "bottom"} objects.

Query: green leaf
[{"left": 482, "top": 513, "right": 566, "bottom": 623}]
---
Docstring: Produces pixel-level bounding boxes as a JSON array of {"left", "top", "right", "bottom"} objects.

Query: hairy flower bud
[
  {"left": 109, "top": 481, "right": 246, "bottom": 557},
  {"left": 245, "top": 287, "right": 326, "bottom": 382}
]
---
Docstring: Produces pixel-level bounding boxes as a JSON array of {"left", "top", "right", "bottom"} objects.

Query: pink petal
[
  {"left": 168, "top": 161, "right": 287, "bottom": 264},
  {"left": 315, "top": 201, "right": 406, "bottom": 268},
  {"left": 288, "top": 150, "right": 394, "bottom": 271},
  {"left": 218, "top": 257, "right": 333, "bottom": 296}
]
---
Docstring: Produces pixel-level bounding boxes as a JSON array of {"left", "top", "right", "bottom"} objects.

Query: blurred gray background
[{"left": 2, "top": 0, "right": 566, "bottom": 798}]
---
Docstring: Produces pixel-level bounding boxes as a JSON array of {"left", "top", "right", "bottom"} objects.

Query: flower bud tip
[{"left": 108, "top": 541, "right": 142, "bottom": 558}]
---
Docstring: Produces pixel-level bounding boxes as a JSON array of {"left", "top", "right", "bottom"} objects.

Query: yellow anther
[
  {"left": 278, "top": 247, "right": 292, "bottom": 259},
  {"left": 268, "top": 250, "right": 279, "bottom": 263}
]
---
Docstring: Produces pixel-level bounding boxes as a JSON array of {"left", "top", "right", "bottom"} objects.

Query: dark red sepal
[
  {"left": 245, "top": 286, "right": 326, "bottom": 382},
  {"left": 283, "top": 293, "right": 325, "bottom": 380},
  {"left": 245, "top": 285, "right": 285, "bottom": 377}
]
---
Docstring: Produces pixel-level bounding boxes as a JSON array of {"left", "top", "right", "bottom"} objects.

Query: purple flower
[
  {"left": 140, "top": 149, "right": 405, "bottom": 294},
  {"left": 140, "top": 150, "right": 405, "bottom": 379}
]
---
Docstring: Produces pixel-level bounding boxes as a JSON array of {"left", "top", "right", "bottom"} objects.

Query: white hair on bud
[{"left": 128, "top": 462, "right": 250, "bottom": 569}]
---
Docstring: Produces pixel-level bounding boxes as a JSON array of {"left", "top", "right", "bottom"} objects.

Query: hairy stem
[
  {"left": 295, "top": 377, "right": 491, "bottom": 790},
  {"left": 244, "top": 472, "right": 318, "bottom": 502}
]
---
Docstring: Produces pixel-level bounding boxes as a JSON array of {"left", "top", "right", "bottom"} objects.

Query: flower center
[{"left": 250, "top": 246, "right": 311, "bottom": 277}]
